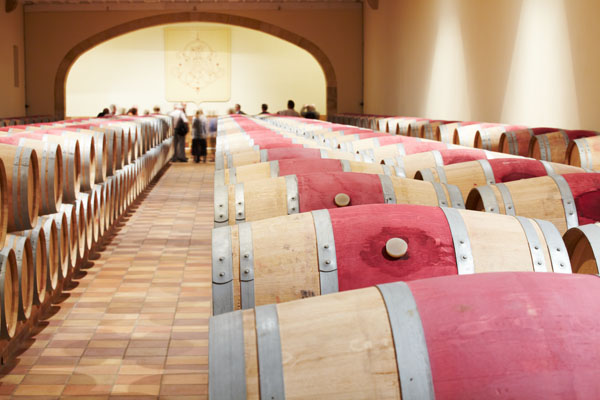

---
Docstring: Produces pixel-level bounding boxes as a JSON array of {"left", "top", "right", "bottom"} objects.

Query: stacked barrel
[
  {"left": 209, "top": 113, "right": 600, "bottom": 399},
  {"left": 0, "top": 114, "right": 173, "bottom": 351}
]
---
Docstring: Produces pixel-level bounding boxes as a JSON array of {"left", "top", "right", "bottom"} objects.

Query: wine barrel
[
  {"left": 74, "top": 196, "right": 91, "bottom": 257},
  {"left": 93, "top": 184, "right": 106, "bottom": 240},
  {"left": 416, "top": 158, "right": 584, "bottom": 199},
  {"left": 0, "top": 144, "right": 40, "bottom": 232},
  {"left": 563, "top": 223, "right": 600, "bottom": 275},
  {"left": 530, "top": 129, "right": 599, "bottom": 163},
  {"left": 0, "top": 158, "right": 7, "bottom": 247},
  {"left": 567, "top": 135, "right": 600, "bottom": 171},
  {"left": 339, "top": 135, "right": 423, "bottom": 153},
  {"left": 77, "top": 193, "right": 96, "bottom": 250},
  {"left": 420, "top": 120, "right": 457, "bottom": 140},
  {"left": 215, "top": 159, "right": 399, "bottom": 187},
  {"left": 4, "top": 235, "right": 34, "bottom": 321},
  {"left": 453, "top": 123, "right": 500, "bottom": 147},
  {"left": 61, "top": 128, "right": 107, "bottom": 184},
  {"left": 43, "top": 130, "right": 96, "bottom": 191},
  {"left": 209, "top": 272, "right": 600, "bottom": 400},
  {"left": 0, "top": 137, "right": 63, "bottom": 215},
  {"left": 87, "top": 125, "right": 120, "bottom": 176},
  {"left": 437, "top": 121, "right": 479, "bottom": 143},
  {"left": 211, "top": 204, "right": 570, "bottom": 314},
  {"left": 39, "top": 214, "right": 68, "bottom": 281},
  {"left": 214, "top": 172, "right": 463, "bottom": 227},
  {"left": 325, "top": 132, "right": 389, "bottom": 149},
  {"left": 59, "top": 204, "right": 81, "bottom": 270},
  {"left": 474, "top": 124, "right": 527, "bottom": 151},
  {"left": 383, "top": 148, "right": 521, "bottom": 179},
  {"left": 466, "top": 172, "right": 600, "bottom": 234},
  {"left": 34, "top": 217, "right": 59, "bottom": 292},
  {"left": 359, "top": 141, "right": 451, "bottom": 164},
  {"left": 12, "top": 224, "right": 48, "bottom": 306},
  {"left": 216, "top": 147, "right": 366, "bottom": 170},
  {"left": 0, "top": 248, "right": 19, "bottom": 339}
]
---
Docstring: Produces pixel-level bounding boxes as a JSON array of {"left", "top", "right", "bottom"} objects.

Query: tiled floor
[{"left": 0, "top": 161, "right": 214, "bottom": 399}]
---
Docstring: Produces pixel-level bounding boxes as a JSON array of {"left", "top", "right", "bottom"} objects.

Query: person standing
[
  {"left": 234, "top": 104, "right": 246, "bottom": 115},
  {"left": 169, "top": 103, "right": 189, "bottom": 162},
  {"left": 277, "top": 100, "right": 300, "bottom": 117},
  {"left": 191, "top": 109, "right": 208, "bottom": 163}
]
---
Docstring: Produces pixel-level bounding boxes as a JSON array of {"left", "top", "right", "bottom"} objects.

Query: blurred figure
[
  {"left": 301, "top": 104, "right": 320, "bottom": 120},
  {"left": 97, "top": 108, "right": 110, "bottom": 117},
  {"left": 169, "top": 103, "right": 189, "bottom": 162},
  {"left": 127, "top": 107, "right": 138, "bottom": 116},
  {"left": 153, "top": 106, "right": 162, "bottom": 114},
  {"left": 259, "top": 103, "right": 269, "bottom": 115},
  {"left": 277, "top": 100, "right": 300, "bottom": 117},
  {"left": 143, "top": 110, "right": 150, "bottom": 116},
  {"left": 191, "top": 109, "right": 208, "bottom": 163},
  {"left": 109, "top": 104, "right": 117, "bottom": 116},
  {"left": 234, "top": 104, "right": 246, "bottom": 115},
  {"left": 118, "top": 107, "right": 127, "bottom": 115}
]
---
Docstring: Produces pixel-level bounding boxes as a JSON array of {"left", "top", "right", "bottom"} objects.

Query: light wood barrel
[
  {"left": 74, "top": 196, "right": 91, "bottom": 257},
  {"left": 35, "top": 136, "right": 81, "bottom": 202},
  {"left": 63, "top": 129, "right": 107, "bottom": 184},
  {"left": 215, "top": 159, "right": 397, "bottom": 187},
  {"left": 567, "top": 135, "right": 600, "bottom": 171},
  {"left": 43, "top": 213, "right": 69, "bottom": 281},
  {"left": 0, "top": 144, "right": 40, "bottom": 232},
  {"left": 88, "top": 126, "right": 120, "bottom": 176},
  {"left": 530, "top": 129, "right": 598, "bottom": 163},
  {"left": 466, "top": 173, "right": 600, "bottom": 234},
  {"left": 13, "top": 225, "right": 48, "bottom": 305},
  {"left": 59, "top": 204, "right": 80, "bottom": 271},
  {"left": 0, "top": 248, "right": 19, "bottom": 339},
  {"left": 35, "top": 217, "right": 59, "bottom": 292},
  {"left": 14, "top": 139, "right": 63, "bottom": 215},
  {"left": 209, "top": 272, "right": 600, "bottom": 400},
  {"left": 211, "top": 204, "right": 570, "bottom": 314},
  {"left": 93, "top": 184, "right": 106, "bottom": 240},
  {"left": 77, "top": 193, "right": 96, "bottom": 250},
  {"left": 419, "top": 120, "right": 456, "bottom": 140},
  {"left": 214, "top": 172, "right": 463, "bottom": 227},
  {"left": 436, "top": 122, "right": 479, "bottom": 143},
  {"left": 339, "top": 135, "right": 423, "bottom": 154},
  {"left": 563, "top": 223, "right": 600, "bottom": 275},
  {"left": 416, "top": 158, "right": 584, "bottom": 199},
  {"left": 46, "top": 131, "right": 96, "bottom": 191},
  {"left": 4, "top": 235, "right": 34, "bottom": 321}
]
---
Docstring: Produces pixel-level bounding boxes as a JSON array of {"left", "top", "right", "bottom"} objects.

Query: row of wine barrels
[
  {"left": 416, "top": 158, "right": 584, "bottom": 199},
  {"left": 214, "top": 172, "right": 463, "bottom": 227},
  {"left": 209, "top": 272, "right": 600, "bottom": 399},
  {"left": 212, "top": 203, "right": 570, "bottom": 314},
  {"left": 567, "top": 135, "right": 600, "bottom": 171},
  {"left": 530, "top": 129, "right": 598, "bottom": 163},
  {"left": 0, "top": 122, "right": 173, "bottom": 344},
  {"left": 466, "top": 172, "right": 600, "bottom": 234}
]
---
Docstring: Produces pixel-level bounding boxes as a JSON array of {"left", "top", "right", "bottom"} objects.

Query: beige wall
[
  {"left": 66, "top": 23, "right": 326, "bottom": 117},
  {"left": 24, "top": 7, "right": 363, "bottom": 117},
  {"left": 0, "top": 5, "right": 26, "bottom": 118},
  {"left": 364, "top": 0, "right": 600, "bottom": 130}
]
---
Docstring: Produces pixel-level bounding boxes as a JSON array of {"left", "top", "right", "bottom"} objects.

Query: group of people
[
  {"left": 170, "top": 103, "right": 209, "bottom": 163},
  {"left": 97, "top": 104, "right": 162, "bottom": 118},
  {"left": 231, "top": 100, "right": 320, "bottom": 119}
]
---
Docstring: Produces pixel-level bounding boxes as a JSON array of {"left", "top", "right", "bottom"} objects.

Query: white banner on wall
[{"left": 164, "top": 27, "right": 231, "bottom": 103}]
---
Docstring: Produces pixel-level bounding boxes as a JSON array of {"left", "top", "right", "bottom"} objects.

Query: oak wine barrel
[
  {"left": 4, "top": 235, "right": 34, "bottom": 321},
  {"left": 530, "top": 129, "right": 599, "bottom": 163},
  {"left": 567, "top": 135, "right": 600, "bottom": 171},
  {"left": 0, "top": 144, "right": 40, "bottom": 232},
  {"left": 59, "top": 204, "right": 80, "bottom": 271},
  {"left": 466, "top": 172, "right": 600, "bottom": 234},
  {"left": 499, "top": 127, "right": 559, "bottom": 156},
  {"left": 563, "top": 223, "right": 600, "bottom": 275},
  {"left": 0, "top": 249, "right": 19, "bottom": 339},
  {"left": 416, "top": 158, "right": 584, "bottom": 199},
  {"left": 211, "top": 204, "right": 570, "bottom": 314},
  {"left": 209, "top": 272, "right": 600, "bottom": 400},
  {"left": 473, "top": 124, "right": 528, "bottom": 151},
  {"left": 12, "top": 226, "right": 48, "bottom": 306},
  {"left": 35, "top": 217, "right": 59, "bottom": 292}
]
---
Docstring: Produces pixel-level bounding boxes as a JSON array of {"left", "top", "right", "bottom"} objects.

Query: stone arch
[{"left": 54, "top": 11, "right": 337, "bottom": 118}]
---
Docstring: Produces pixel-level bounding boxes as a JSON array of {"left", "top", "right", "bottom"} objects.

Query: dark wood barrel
[
  {"left": 466, "top": 172, "right": 600, "bottom": 234},
  {"left": 563, "top": 223, "right": 600, "bottom": 274},
  {"left": 214, "top": 172, "right": 464, "bottom": 227},
  {"left": 4, "top": 235, "right": 34, "bottom": 321},
  {"left": 567, "top": 135, "right": 600, "bottom": 171},
  {"left": 0, "top": 248, "right": 19, "bottom": 339},
  {"left": 209, "top": 272, "right": 600, "bottom": 399},
  {"left": 211, "top": 204, "right": 570, "bottom": 314},
  {"left": 498, "top": 127, "right": 558, "bottom": 156},
  {"left": 530, "top": 129, "right": 599, "bottom": 163},
  {"left": 416, "top": 158, "right": 584, "bottom": 199}
]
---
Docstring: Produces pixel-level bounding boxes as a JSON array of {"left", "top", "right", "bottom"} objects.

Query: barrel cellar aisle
[{"left": 0, "top": 162, "right": 213, "bottom": 398}]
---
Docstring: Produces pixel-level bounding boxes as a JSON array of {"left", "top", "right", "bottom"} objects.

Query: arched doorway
[{"left": 54, "top": 12, "right": 337, "bottom": 118}]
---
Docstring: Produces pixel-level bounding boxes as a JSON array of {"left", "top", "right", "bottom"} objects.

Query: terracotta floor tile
[
  {"left": 21, "top": 374, "right": 70, "bottom": 385},
  {"left": 62, "top": 384, "right": 113, "bottom": 396},
  {"left": 111, "top": 384, "right": 160, "bottom": 396},
  {"left": 12, "top": 384, "right": 65, "bottom": 396},
  {"left": 68, "top": 374, "right": 116, "bottom": 385}
]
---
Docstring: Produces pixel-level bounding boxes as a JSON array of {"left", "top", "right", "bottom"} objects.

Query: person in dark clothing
[
  {"left": 191, "top": 109, "right": 208, "bottom": 163},
  {"left": 97, "top": 108, "right": 110, "bottom": 117},
  {"left": 259, "top": 104, "right": 269, "bottom": 114}
]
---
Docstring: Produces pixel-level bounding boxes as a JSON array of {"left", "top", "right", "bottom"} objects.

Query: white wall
[
  {"left": 0, "top": 5, "right": 26, "bottom": 118},
  {"left": 66, "top": 22, "right": 326, "bottom": 117},
  {"left": 364, "top": 0, "right": 600, "bottom": 130}
]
